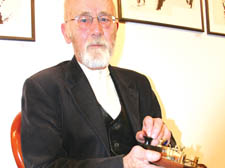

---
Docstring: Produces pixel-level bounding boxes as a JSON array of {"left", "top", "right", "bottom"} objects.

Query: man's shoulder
[{"left": 25, "top": 60, "right": 71, "bottom": 86}]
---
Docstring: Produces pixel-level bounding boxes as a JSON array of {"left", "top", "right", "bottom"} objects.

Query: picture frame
[
  {"left": 0, "top": 0, "right": 35, "bottom": 41},
  {"left": 118, "top": 0, "right": 204, "bottom": 32},
  {"left": 205, "top": 0, "right": 225, "bottom": 36}
]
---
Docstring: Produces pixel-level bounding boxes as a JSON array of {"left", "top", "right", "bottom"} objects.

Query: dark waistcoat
[{"left": 99, "top": 103, "right": 137, "bottom": 156}]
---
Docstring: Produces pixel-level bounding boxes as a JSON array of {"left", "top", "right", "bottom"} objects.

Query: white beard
[{"left": 80, "top": 40, "right": 113, "bottom": 69}]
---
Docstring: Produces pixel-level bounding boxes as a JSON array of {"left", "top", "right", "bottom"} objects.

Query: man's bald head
[{"left": 63, "top": 0, "right": 116, "bottom": 22}]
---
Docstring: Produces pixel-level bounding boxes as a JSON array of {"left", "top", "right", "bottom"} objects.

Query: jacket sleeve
[
  {"left": 137, "top": 75, "right": 161, "bottom": 119},
  {"left": 21, "top": 78, "right": 124, "bottom": 168},
  {"left": 137, "top": 75, "right": 176, "bottom": 147}
]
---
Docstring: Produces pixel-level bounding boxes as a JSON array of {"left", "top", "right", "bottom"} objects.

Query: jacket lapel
[
  {"left": 64, "top": 57, "right": 110, "bottom": 154},
  {"left": 64, "top": 58, "right": 142, "bottom": 154}
]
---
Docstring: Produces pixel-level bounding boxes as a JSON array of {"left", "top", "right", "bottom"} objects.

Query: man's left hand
[{"left": 136, "top": 116, "right": 171, "bottom": 146}]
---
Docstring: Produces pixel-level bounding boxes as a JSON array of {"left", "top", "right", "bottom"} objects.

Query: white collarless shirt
[{"left": 78, "top": 63, "right": 121, "bottom": 119}]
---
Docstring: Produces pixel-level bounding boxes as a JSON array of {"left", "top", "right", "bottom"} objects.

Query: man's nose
[{"left": 90, "top": 17, "right": 103, "bottom": 37}]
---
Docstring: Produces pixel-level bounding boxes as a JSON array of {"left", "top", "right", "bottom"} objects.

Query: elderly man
[{"left": 21, "top": 0, "right": 174, "bottom": 167}]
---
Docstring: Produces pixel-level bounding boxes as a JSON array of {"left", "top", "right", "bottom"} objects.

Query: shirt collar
[{"left": 78, "top": 62, "right": 110, "bottom": 80}]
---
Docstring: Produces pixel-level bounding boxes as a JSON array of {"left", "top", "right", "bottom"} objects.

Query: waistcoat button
[{"left": 114, "top": 142, "right": 120, "bottom": 149}]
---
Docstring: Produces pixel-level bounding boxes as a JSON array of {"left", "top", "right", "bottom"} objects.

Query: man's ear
[{"left": 61, "top": 23, "right": 72, "bottom": 44}]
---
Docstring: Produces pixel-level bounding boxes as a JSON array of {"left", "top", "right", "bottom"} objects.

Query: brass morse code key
[{"left": 140, "top": 137, "right": 207, "bottom": 168}]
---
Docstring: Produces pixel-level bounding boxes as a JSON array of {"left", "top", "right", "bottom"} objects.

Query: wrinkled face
[{"left": 62, "top": 0, "right": 118, "bottom": 70}]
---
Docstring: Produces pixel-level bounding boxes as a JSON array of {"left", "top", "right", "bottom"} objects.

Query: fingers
[
  {"left": 150, "top": 118, "right": 163, "bottom": 139},
  {"left": 142, "top": 116, "right": 154, "bottom": 137},
  {"left": 142, "top": 116, "right": 162, "bottom": 139},
  {"left": 136, "top": 131, "right": 145, "bottom": 143},
  {"left": 162, "top": 125, "right": 171, "bottom": 144},
  {"left": 144, "top": 148, "right": 161, "bottom": 163},
  {"left": 139, "top": 116, "right": 171, "bottom": 146},
  {"left": 123, "top": 146, "right": 161, "bottom": 168}
]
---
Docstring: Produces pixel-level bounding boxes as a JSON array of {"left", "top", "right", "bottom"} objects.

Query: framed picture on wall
[
  {"left": 0, "top": 0, "right": 35, "bottom": 41},
  {"left": 205, "top": 0, "right": 225, "bottom": 36},
  {"left": 118, "top": 0, "right": 204, "bottom": 32}
]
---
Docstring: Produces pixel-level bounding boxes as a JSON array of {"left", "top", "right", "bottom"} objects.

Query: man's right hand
[{"left": 123, "top": 145, "right": 161, "bottom": 168}]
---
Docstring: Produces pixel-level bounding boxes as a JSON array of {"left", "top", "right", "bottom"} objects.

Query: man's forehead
[
  {"left": 78, "top": 11, "right": 113, "bottom": 16},
  {"left": 65, "top": 0, "right": 115, "bottom": 16}
]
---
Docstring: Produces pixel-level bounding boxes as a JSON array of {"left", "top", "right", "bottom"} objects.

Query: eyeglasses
[{"left": 66, "top": 15, "right": 117, "bottom": 29}]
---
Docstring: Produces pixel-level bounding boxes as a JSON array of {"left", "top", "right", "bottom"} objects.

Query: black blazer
[{"left": 21, "top": 57, "right": 161, "bottom": 168}]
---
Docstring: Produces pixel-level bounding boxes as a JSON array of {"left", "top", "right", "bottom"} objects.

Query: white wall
[{"left": 1, "top": 0, "right": 225, "bottom": 167}]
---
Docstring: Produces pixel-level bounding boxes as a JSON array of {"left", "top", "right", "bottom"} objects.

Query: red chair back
[{"left": 11, "top": 112, "right": 25, "bottom": 168}]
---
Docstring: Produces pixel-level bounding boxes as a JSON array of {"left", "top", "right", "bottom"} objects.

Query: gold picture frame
[
  {"left": 0, "top": 0, "right": 35, "bottom": 41},
  {"left": 118, "top": 0, "right": 204, "bottom": 32},
  {"left": 205, "top": 0, "right": 225, "bottom": 36}
]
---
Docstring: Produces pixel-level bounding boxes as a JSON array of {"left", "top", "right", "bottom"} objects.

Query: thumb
[{"left": 145, "top": 150, "right": 161, "bottom": 162}]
